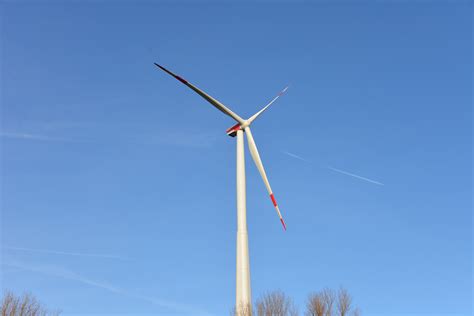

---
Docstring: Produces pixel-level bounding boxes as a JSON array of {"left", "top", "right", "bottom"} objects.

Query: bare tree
[
  {"left": 336, "top": 288, "right": 352, "bottom": 316},
  {"left": 321, "top": 289, "right": 335, "bottom": 316},
  {"left": 255, "top": 290, "right": 298, "bottom": 316},
  {"left": 306, "top": 288, "right": 335, "bottom": 316},
  {"left": 1, "top": 291, "right": 60, "bottom": 316},
  {"left": 306, "top": 292, "right": 325, "bottom": 316},
  {"left": 306, "top": 288, "right": 359, "bottom": 316}
]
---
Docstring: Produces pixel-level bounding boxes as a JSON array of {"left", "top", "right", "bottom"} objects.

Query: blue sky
[{"left": 1, "top": 1, "right": 472, "bottom": 315}]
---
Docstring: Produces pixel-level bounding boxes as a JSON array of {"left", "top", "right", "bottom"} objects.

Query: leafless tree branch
[
  {"left": 255, "top": 290, "right": 298, "bottom": 316},
  {"left": 1, "top": 291, "right": 60, "bottom": 316},
  {"left": 336, "top": 288, "right": 352, "bottom": 316}
]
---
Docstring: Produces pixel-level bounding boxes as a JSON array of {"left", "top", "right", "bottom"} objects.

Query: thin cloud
[
  {"left": 0, "top": 130, "right": 218, "bottom": 148},
  {"left": 3, "top": 246, "right": 128, "bottom": 260},
  {"left": 327, "top": 166, "right": 384, "bottom": 186},
  {"left": 0, "top": 132, "right": 76, "bottom": 142},
  {"left": 3, "top": 259, "right": 213, "bottom": 316}
]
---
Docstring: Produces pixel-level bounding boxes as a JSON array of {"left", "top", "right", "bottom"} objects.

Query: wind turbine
[{"left": 154, "top": 63, "right": 287, "bottom": 311}]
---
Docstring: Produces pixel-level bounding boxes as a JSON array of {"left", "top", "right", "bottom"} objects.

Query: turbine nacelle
[
  {"left": 226, "top": 123, "right": 242, "bottom": 137},
  {"left": 226, "top": 120, "right": 252, "bottom": 137}
]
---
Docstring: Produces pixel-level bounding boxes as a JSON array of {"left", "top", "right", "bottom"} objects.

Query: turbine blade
[
  {"left": 245, "top": 127, "right": 286, "bottom": 230},
  {"left": 154, "top": 63, "right": 245, "bottom": 124},
  {"left": 248, "top": 86, "right": 289, "bottom": 124}
]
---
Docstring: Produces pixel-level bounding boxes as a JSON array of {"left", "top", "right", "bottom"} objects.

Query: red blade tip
[{"left": 280, "top": 218, "right": 287, "bottom": 231}]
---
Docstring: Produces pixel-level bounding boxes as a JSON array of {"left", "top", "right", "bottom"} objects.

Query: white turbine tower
[{"left": 155, "top": 63, "right": 287, "bottom": 311}]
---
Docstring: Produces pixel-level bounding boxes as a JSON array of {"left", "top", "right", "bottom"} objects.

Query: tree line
[
  {"left": 233, "top": 287, "right": 361, "bottom": 316},
  {"left": 2, "top": 287, "right": 360, "bottom": 315}
]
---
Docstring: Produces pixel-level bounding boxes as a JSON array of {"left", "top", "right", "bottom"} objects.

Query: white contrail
[
  {"left": 3, "top": 246, "right": 127, "bottom": 260},
  {"left": 282, "top": 151, "right": 384, "bottom": 186},
  {"left": 327, "top": 166, "right": 384, "bottom": 186},
  {"left": 282, "top": 151, "right": 310, "bottom": 163},
  {"left": 3, "top": 260, "right": 213, "bottom": 316}
]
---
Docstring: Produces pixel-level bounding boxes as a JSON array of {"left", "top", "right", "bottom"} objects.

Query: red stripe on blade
[
  {"left": 280, "top": 218, "right": 287, "bottom": 231},
  {"left": 270, "top": 194, "right": 277, "bottom": 207}
]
